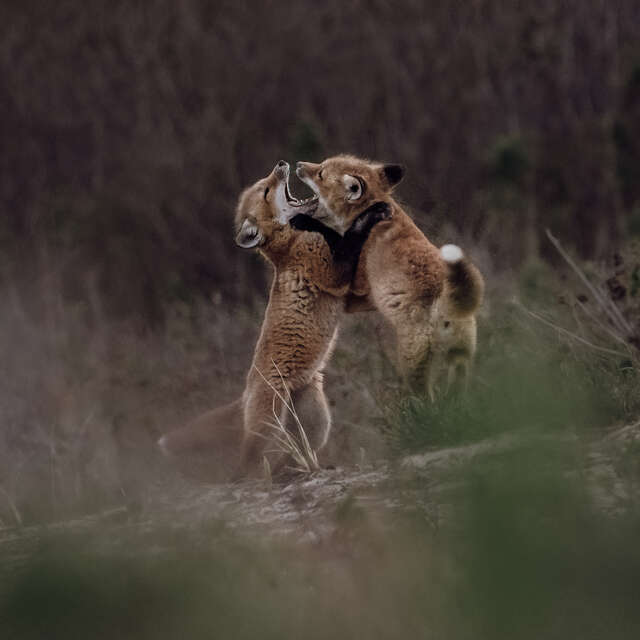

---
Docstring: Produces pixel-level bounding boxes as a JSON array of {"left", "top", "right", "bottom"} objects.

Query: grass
[
  {"left": 451, "top": 441, "right": 640, "bottom": 640},
  {"left": 1, "top": 234, "right": 639, "bottom": 638},
  {"left": 253, "top": 363, "right": 320, "bottom": 476},
  {"left": 0, "top": 290, "right": 258, "bottom": 525},
  {"left": 2, "top": 432, "right": 640, "bottom": 639},
  {"left": 381, "top": 237, "right": 640, "bottom": 454},
  {"left": 1, "top": 236, "right": 638, "bottom": 521},
  {"left": 382, "top": 302, "right": 639, "bottom": 453}
]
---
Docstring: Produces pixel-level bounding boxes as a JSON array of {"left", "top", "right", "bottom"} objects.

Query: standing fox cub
[
  {"left": 159, "top": 161, "right": 390, "bottom": 474},
  {"left": 296, "top": 155, "right": 484, "bottom": 398}
]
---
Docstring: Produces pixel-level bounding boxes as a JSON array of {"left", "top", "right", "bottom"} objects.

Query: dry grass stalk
[
  {"left": 0, "top": 486, "right": 23, "bottom": 527},
  {"left": 250, "top": 363, "right": 320, "bottom": 475},
  {"left": 518, "top": 304, "right": 631, "bottom": 360},
  {"left": 546, "top": 229, "right": 635, "bottom": 349}
]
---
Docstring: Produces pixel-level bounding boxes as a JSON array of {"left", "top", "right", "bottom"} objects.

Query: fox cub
[
  {"left": 296, "top": 155, "right": 484, "bottom": 399},
  {"left": 159, "top": 161, "right": 390, "bottom": 475}
]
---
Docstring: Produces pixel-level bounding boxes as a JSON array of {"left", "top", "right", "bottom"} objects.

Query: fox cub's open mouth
[{"left": 280, "top": 162, "right": 318, "bottom": 215}]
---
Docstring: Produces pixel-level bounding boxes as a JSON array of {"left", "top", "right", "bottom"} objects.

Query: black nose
[{"left": 277, "top": 160, "right": 287, "bottom": 167}]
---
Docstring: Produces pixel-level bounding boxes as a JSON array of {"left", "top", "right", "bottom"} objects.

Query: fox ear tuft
[
  {"left": 381, "top": 164, "right": 405, "bottom": 188},
  {"left": 235, "top": 219, "right": 264, "bottom": 248}
]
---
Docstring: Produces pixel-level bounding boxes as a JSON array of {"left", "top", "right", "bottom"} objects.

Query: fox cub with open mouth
[
  {"left": 296, "top": 154, "right": 484, "bottom": 398},
  {"left": 158, "top": 161, "right": 390, "bottom": 475}
]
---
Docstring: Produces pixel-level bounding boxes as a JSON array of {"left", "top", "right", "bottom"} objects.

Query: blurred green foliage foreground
[{"left": 2, "top": 430, "right": 640, "bottom": 640}]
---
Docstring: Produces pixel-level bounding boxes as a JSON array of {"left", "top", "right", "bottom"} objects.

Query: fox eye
[
  {"left": 318, "top": 169, "right": 324, "bottom": 180},
  {"left": 263, "top": 187, "right": 270, "bottom": 200},
  {"left": 342, "top": 174, "right": 363, "bottom": 201}
]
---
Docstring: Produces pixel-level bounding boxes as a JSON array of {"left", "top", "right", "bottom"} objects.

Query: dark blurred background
[{"left": 2, "top": 0, "right": 639, "bottom": 325}]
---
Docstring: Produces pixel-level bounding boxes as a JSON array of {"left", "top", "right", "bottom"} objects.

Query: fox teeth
[{"left": 287, "top": 197, "right": 317, "bottom": 205}]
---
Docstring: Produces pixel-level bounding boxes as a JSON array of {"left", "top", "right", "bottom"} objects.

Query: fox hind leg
[
  {"left": 289, "top": 373, "right": 332, "bottom": 455},
  {"left": 394, "top": 323, "right": 431, "bottom": 395},
  {"left": 446, "top": 356, "right": 471, "bottom": 395}
]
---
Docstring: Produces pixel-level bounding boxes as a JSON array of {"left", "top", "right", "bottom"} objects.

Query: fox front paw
[{"left": 351, "top": 201, "right": 392, "bottom": 233}]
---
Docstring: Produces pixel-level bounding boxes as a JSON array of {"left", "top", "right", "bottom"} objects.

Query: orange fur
[
  {"left": 296, "top": 154, "right": 484, "bottom": 397},
  {"left": 159, "top": 161, "right": 385, "bottom": 475}
]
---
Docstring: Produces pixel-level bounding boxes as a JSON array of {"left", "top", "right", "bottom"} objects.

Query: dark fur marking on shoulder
[
  {"left": 290, "top": 202, "right": 390, "bottom": 283},
  {"left": 290, "top": 214, "right": 342, "bottom": 255}
]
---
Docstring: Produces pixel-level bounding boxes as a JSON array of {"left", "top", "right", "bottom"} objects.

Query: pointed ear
[
  {"left": 235, "top": 218, "right": 264, "bottom": 248},
  {"left": 381, "top": 164, "right": 405, "bottom": 189}
]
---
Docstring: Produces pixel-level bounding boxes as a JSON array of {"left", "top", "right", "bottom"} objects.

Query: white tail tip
[{"left": 441, "top": 244, "right": 463, "bottom": 264}]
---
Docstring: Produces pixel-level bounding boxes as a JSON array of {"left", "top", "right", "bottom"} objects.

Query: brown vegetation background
[
  {"left": 1, "top": 0, "right": 640, "bottom": 521},
  {"left": 2, "top": 0, "right": 639, "bottom": 322}
]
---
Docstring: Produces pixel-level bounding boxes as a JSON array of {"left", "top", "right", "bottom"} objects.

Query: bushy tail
[
  {"left": 440, "top": 244, "right": 484, "bottom": 317},
  {"left": 157, "top": 397, "right": 243, "bottom": 456}
]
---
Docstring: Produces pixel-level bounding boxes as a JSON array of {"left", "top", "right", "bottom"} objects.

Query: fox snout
[
  {"left": 273, "top": 160, "right": 289, "bottom": 180},
  {"left": 296, "top": 161, "right": 316, "bottom": 179}
]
